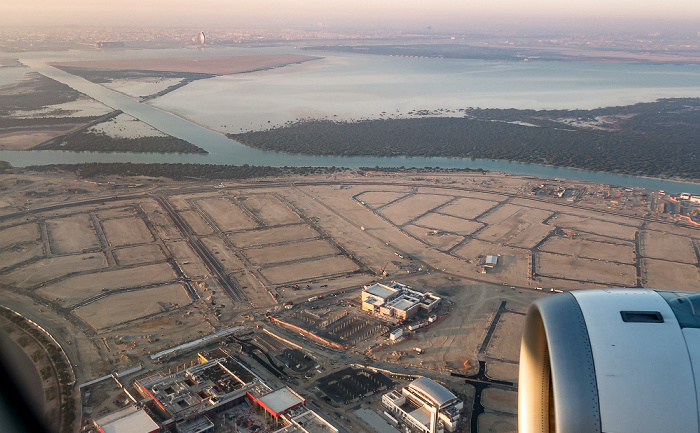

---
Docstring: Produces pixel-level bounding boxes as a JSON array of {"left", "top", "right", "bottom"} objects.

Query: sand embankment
[{"left": 50, "top": 54, "right": 321, "bottom": 75}]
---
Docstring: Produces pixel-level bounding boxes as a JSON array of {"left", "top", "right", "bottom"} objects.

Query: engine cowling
[{"left": 519, "top": 289, "right": 700, "bottom": 433}]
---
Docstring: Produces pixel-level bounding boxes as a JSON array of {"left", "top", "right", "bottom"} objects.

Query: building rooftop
[
  {"left": 95, "top": 406, "right": 159, "bottom": 433},
  {"left": 258, "top": 387, "right": 305, "bottom": 416},
  {"left": 408, "top": 377, "right": 457, "bottom": 408},
  {"left": 364, "top": 283, "right": 398, "bottom": 299},
  {"left": 147, "top": 357, "right": 258, "bottom": 420}
]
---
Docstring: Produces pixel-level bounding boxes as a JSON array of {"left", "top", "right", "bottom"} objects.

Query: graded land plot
[
  {"left": 486, "top": 362, "right": 519, "bottom": 383},
  {"left": 260, "top": 256, "right": 359, "bottom": 285},
  {"left": 0, "top": 244, "right": 44, "bottom": 271},
  {"left": 439, "top": 197, "right": 500, "bottom": 220},
  {"left": 0, "top": 223, "right": 40, "bottom": 248},
  {"left": 547, "top": 213, "right": 638, "bottom": 240},
  {"left": 46, "top": 214, "right": 100, "bottom": 254},
  {"left": 403, "top": 224, "right": 463, "bottom": 251},
  {"left": 3, "top": 253, "right": 107, "bottom": 288},
  {"left": 166, "top": 241, "right": 208, "bottom": 278},
  {"left": 94, "top": 206, "right": 136, "bottom": 220},
  {"left": 537, "top": 252, "right": 637, "bottom": 286},
  {"left": 482, "top": 387, "right": 518, "bottom": 414},
  {"left": 200, "top": 236, "right": 245, "bottom": 271},
  {"left": 114, "top": 244, "right": 167, "bottom": 266},
  {"left": 196, "top": 197, "right": 258, "bottom": 231},
  {"left": 355, "top": 191, "right": 408, "bottom": 208},
  {"left": 644, "top": 222, "right": 700, "bottom": 240},
  {"left": 512, "top": 197, "right": 645, "bottom": 226},
  {"left": 642, "top": 259, "right": 700, "bottom": 292},
  {"left": 640, "top": 230, "right": 697, "bottom": 264},
  {"left": 477, "top": 204, "right": 553, "bottom": 248},
  {"left": 228, "top": 224, "right": 318, "bottom": 248},
  {"left": 484, "top": 312, "right": 525, "bottom": 363},
  {"left": 540, "top": 236, "right": 636, "bottom": 264},
  {"left": 237, "top": 194, "right": 300, "bottom": 225},
  {"left": 230, "top": 270, "right": 276, "bottom": 308},
  {"left": 478, "top": 412, "right": 517, "bottom": 433},
  {"left": 73, "top": 284, "right": 191, "bottom": 330},
  {"left": 452, "top": 240, "right": 530, "bottom": 284},
  {"left": 379, "top": 194, "right": 453, "bottom": 226},
  {"left": 412, "top": 213, "right": 484, "bottom": 236},
  {"left": 409, "top": 282, "right": 535, "bottom": 374},
  {"left": 139, "top": 199, "right": 181, "bottom": 241},
  {"left": 101, "top": 217, "right": 153, "bottom": 247},
  {"left": 36, "top": 263, "right": 177, "bottom": 306},
  {"left": 179, "top": 210, "right": 214, "bottom": 235},
  {"left": 243, "top": 239, "right": 339, "bottom": 266}
]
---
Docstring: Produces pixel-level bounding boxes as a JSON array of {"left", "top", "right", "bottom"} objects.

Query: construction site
[{"left": 0, "top": 169, "right": 698, "bottom": 433}]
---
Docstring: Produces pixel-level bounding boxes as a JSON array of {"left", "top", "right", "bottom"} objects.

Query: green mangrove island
[{"left": 228, "top": 98, "right": 700, "bottom": 181}]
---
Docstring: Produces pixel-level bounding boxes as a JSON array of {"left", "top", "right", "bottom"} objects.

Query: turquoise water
[{"left": 2, "top": 47, "right": 700, "bottom": 193}]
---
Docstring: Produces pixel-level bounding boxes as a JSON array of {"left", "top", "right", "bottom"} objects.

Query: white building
[
  {"left": 382, "top": 377, "right": 462, "bottom": 433},
  {"left": 362, "top": 283, "right": 441, "bottom": 322}
]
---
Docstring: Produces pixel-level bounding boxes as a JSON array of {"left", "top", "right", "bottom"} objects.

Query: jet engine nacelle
[{"left": 519, "top": 289, "right": 700, "bottom": 433}]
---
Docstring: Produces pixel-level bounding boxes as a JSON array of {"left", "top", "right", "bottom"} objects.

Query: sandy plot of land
[
  {"left": 478, "top": 412, "right": 517, "bottom": 433},
  {"left": 139, "top": 199, "right": 181, "bottom": 241},
  {"left": 0, "top": 244, "right": 43, "bottom": 270},
  {"left": 51, "top": 54, "right": 320, "bottom": 75},
  {"left": 454, "top": 240, "right": 532, "bottom": 284},
  {"left": 196, "top": 197, "right": 258, "bottom": 231},
  {"left": 439, "top": 197, "right": 500, "bottom": 220},
  {"left": 46, "top": 214, "right": 100, "bottom": 254},
  {"left": 0, "top": 127, "right": 76, "bottom": 151},
  {"left": 477, "top": 204, "right": 553, "bottom": 248},
  {"left": 95, "top": 206, "right": 135, "bottom": 220},
  {"left": 179, "top": 210, "right": 213, "bottom": 235},
  {"left": 403, "top": 224, "right": 463, "bottom": 251},
  {"left": 482, "top": 388, "right": 517, "bottom": 414},
  {"left": 36, "top": 263, "right": 176, "bottom": 306},
  {"left": 485, "top": 313, "right": 524, "bottom": 362},
  {"left": 380, "top": 194, "right": 453, "bottom": 226},
  {"left": 166, "top": 241, "right": 208, "bottom": 278},
  {"left": 0, "top": 223, "right": 40, "bottom": 248},
  {"left": 261, "top": 256, "right": 358, "bottom": 285},
  {"left": 547, "top": 213, "right": 638, "bottom": 240},
  {"left": 418, "top": 187, "right": 504, "bottom": 202},
  {"left": 3, "top": 253, "right": 107, "bottom": 288},
  {"left": 512, "top": 197, "right": 645, "bottom": 227},
  {"left": 486, "top": 362, "right": 519, "bottom": 383},
  {"left": 246, "top": 239, "right": 339, "bottom": 266},
  {"left": 356, "top": 191, "right": 408, "bottom": 208},
  {"left": 238, "top": 194, "right": 300, "bottom": 225},
  {"left": 410, "top": 283, "right": 533, "bottom": 373},
  {"left": 644, "top": 222, "right": 700, "bottom": 240},
  {"left": 537, "top": 252, "right": 636, "bottom": 286},
  {"left": 642, "top": 259, "right": 700, "bottom": 292},
  {"left": 101, "top": 217, "right": 153, "bottom": 247},
  {"left": 541, "top": 236, "right": 636, "bottom": 264},
  {"left": 229, "top": 225, "right": 318, "bottom": 248},
  {"left": 230, "top": 270, "right": 276, "bottom": 308},
  {"left": 74, "top": 284, "right": 191, "bottom": 330},
  {"left": 412, "top": 213, "right": 484, "bottom": 236},
  {"left": 200, "top": 236, "right": 245, "bottom": 271},
  {"left": 114, "top": 244, "right": 167, "bottom": 266},
  {"left": 640, "top": 231, "right": 697, "bottom": 264}
]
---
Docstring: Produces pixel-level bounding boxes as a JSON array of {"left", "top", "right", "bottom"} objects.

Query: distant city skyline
[{"left": 2, "top": 0, "right": 700, "bottom": 33}]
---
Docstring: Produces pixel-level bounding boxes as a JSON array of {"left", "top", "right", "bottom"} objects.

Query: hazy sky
[{"left": 3, "top": 0, "right": 700, "bottom": 32}]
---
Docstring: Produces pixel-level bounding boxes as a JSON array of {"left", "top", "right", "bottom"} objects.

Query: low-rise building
[
  {"left": 362, "top": 283, "right": 441, "bottom": 322},
  {"left": 382, "top": 377, "right": 462, "bottom": 433},
  {"left": 94, "top": 405, "right": 159, "bottom": 433}
]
